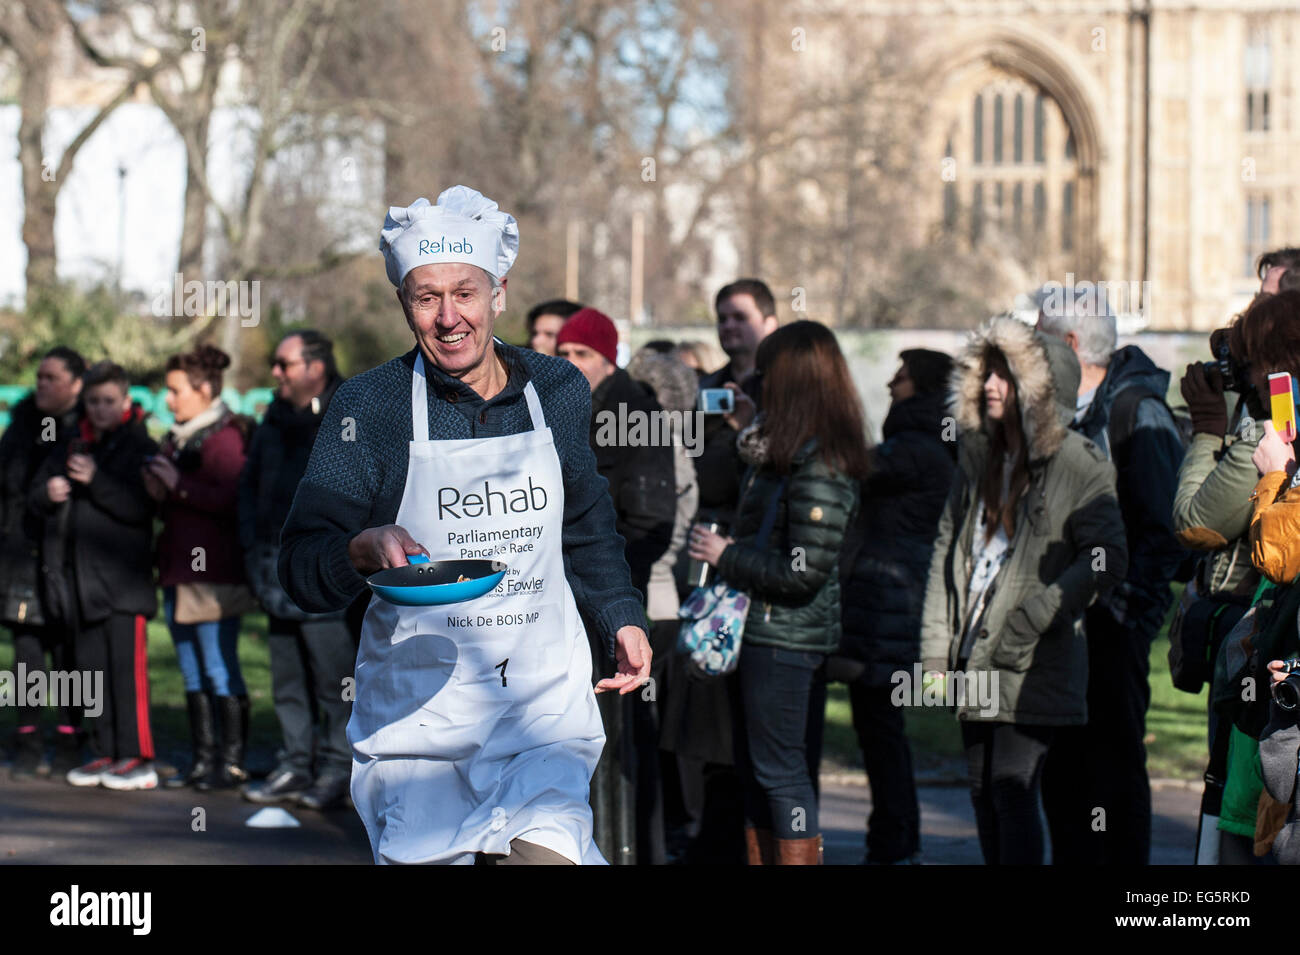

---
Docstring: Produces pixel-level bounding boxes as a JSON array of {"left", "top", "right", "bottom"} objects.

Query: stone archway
[{"left": 919, "top": 22, "right": 1108, "bottom": 276}]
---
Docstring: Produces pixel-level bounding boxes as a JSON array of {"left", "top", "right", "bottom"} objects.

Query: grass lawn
[
  {"left": 821, "top": 585, "right": 1211, "bottom": 781},
  {"left": 3, "top": 587, "right": 1210, "bottom": 782}
]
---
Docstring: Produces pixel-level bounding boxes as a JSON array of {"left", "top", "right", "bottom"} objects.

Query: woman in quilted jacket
[{"left": 688, "top": 320, "right": 868, "bottom": 865}]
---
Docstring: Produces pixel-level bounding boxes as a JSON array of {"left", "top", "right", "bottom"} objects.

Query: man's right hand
[{"left": 348, "top": 524, "right": 429, "bottom": 577}]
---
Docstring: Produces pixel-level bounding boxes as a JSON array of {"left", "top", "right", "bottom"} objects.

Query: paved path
[{"left": 0, "top": 766, "right": 1202, "bottom": 864}]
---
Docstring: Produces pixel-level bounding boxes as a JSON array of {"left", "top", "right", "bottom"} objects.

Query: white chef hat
[{"left": 379, "top": 185, "right": 519, "bottom": 288}]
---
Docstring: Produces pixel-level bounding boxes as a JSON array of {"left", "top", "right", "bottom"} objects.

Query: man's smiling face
[{"left": 399, "top": 263, "right": 502, "bottom": 379}]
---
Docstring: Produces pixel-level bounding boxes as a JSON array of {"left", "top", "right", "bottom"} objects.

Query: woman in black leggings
[{"left": 919, "top": 318, "right": 1127, "bottom": 864}]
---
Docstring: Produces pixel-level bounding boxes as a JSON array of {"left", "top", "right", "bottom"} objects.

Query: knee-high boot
[
  {"left": 198, "top": 695, "right": 249, "bottom": 790},
  {"left": 166, "top": 691, "right": 216, "bottom": 789}
]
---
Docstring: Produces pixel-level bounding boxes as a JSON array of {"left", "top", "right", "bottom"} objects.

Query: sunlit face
[
  {"left": 164, "top": 369, "right": 212, "bottom": 424},
  {"left": 983, "top": 360, "right": 1015, "bottom": 423},
  {"left": 716, "top": 293, "right": 777, "bottom": 358},
  {"left": 85, "top": 381, "right": 129, "bottom": 434},
  {"left": 529, "top": 314, "right": 565, "bottom": 356},
  {"left": 35, "top": 357, "right": 82, "bottom": 415},
  {"left": 399, "top": 263, "right": 502, "bottom": 380},
  {"left": 888, "top": 362, "right": 915, "bottom": 402},
  {"left": 557, "top": 342, "right": 614, "bottom": 392},
  {"left": 271, "top": 335, "right": 324, "bottom": 407}
]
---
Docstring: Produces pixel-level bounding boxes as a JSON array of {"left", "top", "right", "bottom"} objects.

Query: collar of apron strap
[{"left": 410, "top": 343, "right": 530, "bottom": 407}]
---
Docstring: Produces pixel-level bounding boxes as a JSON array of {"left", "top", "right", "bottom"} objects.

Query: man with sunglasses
[{"left": 237, "top": 330, "right": 357, "bottom": 810}]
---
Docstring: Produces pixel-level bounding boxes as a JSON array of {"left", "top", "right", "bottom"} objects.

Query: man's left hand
[{"left": 595, "top": 626, "right": 652, "bottom": 695}]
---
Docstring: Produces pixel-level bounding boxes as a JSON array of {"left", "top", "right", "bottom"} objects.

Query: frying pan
[{"left": 366, "top": 555, "right": 507, "bottom": 607}]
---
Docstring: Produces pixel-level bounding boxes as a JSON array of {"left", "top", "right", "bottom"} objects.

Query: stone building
[{"left": 885, "top": 0, "right": 1296, "bottom": 329}]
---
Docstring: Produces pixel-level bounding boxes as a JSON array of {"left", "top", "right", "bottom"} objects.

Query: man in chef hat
[{"left": 279, "top": 185, "right": 652, "bottom": 865}]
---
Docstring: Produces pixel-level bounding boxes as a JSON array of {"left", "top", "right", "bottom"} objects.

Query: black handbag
[
  {"left": 1, "top": 574, "right": 44, "bottom": 628},
  {"left": 1167, "top": 578, "right": 1251, "bottom": 695}
]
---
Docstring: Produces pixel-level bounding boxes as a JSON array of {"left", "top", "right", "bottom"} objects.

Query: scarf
[
  {"left": 737, "top": 416, "right": 769, "bottom": 467},
  {"left": 168, "top": 399, "right": 228, "bottom": 449}
]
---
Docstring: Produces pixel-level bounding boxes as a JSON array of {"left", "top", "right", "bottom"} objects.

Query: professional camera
[
  {"left": 1271, "top": 659, "right": 1300, "bottom": 711},
  {"left": 1200, "top": 328, "right": 1250, "bottom": 393}
]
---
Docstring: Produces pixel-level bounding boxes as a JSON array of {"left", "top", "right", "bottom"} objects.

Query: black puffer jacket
[
  {"left": 238, "top": 377, "right": 344, "bottom": 620},
  {"left": 0, "top": 394, "right": 82, "bottom": 627},
  {"left": 716, "top": 440, "right": 859, "bottom": 653},
  {"left": 29, "top": 405, "right": 159, "bottom": 622},
  {"left": 840, "top": 391, "right": 956, "bottom": 684},
  {"left": 589, "top": 367, "right": 676, "bottom": 598}
]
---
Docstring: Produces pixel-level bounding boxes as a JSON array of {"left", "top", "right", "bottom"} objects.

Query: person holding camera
[
  {"left": 30, "top": 362, "right": 160, "bottom": 789},
  {"left": 1193, "top": 290, "right": 1300, "bottom": 864},
  {"left": 920, "top": 318, "right": 1128, "bottom": 866},
  {"left": 688, "top": 320, "right": 867, "bottom": 865},
  {"left": 1, "top": 347, "right": 86, "bottom": 780},
  {"left": 144, "top": 345, "right": 254, "bottom": 791},
  {"left": 660, "top": 279, "right": 779, "bottom": 864},
  {"left": 1172, "top": 302, "right": 1271, "bottom": 863}
]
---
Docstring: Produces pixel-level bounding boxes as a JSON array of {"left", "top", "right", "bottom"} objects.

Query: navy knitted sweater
[{"left": 277, "top": 341, "right": 645, "bottom": 652}]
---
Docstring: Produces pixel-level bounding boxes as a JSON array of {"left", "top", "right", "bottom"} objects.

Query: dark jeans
[
  {"left": 267, "top": 614, "right": 357, "bottom": 777},
  {"left": 11, "top": 624, "right": 78, "bottom": 728},
  {"left": 1041, "top": 606, "right": 1154, "bottom": 865},
  {"left": 961, "top": 721, "right": 1055, "bottom": 865},
  {"left": 76, "top": 612, "right": 154, "bottom": 760},
  {"left": 734, "top": 645, "right": 827, "bottom": 839},
  {"left": 849, "top": 680, "right": 920, "bottom": 862}
]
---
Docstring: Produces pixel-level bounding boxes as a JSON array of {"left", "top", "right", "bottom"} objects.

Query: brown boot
[
  {"left": 745, "top": 828, "right": 775, "bottom": 865},
  {"left": 775, "top": 835, "right": 823, "bottom": 865}
]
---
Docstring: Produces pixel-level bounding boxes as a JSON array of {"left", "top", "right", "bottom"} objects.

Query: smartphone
[
  {"left": 1269, "top": 372, "right": 1297, "bottom": 442},
  {"left": 699, "top": 388, "right": 735, "bottom": 415}
]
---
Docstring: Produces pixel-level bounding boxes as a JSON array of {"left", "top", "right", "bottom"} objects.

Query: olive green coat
[{"left": 920, "top": 319, "right": 1129, "bottom": 725}]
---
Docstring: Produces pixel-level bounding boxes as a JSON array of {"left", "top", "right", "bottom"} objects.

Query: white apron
[{"left": 349, "top": 353, "right": 606, "bottom": 865}]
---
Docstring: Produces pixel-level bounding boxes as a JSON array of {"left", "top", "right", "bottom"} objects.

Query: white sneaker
[
  {"left": 100, "top": 758, "right": 159, "bottom": 791},
  {"left": 66, "top": 756, "right": 115, "bottom": 787}
]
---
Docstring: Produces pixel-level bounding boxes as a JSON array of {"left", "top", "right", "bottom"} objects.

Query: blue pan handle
[{"left": 407, "top": 553, "right": 430, "bottom": 565}]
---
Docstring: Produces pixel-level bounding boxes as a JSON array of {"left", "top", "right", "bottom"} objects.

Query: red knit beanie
[{"left": 555, "top": 307, "right": 618, "bottom": 366}]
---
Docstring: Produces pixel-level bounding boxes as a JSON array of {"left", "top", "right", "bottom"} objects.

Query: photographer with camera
[{"left": 1172, "top": 261, "right": 1300, "bottom": 863}]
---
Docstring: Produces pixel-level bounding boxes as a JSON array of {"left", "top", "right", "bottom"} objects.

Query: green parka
[
  {"left": 919, "top": 319, "right": 1128, "bottom": 725},
  {"left": 716, "top": 442, "right": 858, "bottom": 654}
]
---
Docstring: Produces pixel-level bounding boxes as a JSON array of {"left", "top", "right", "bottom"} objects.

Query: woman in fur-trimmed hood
[{"left": 919, "top": 316, "right": 1128, "bottom": 865}]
